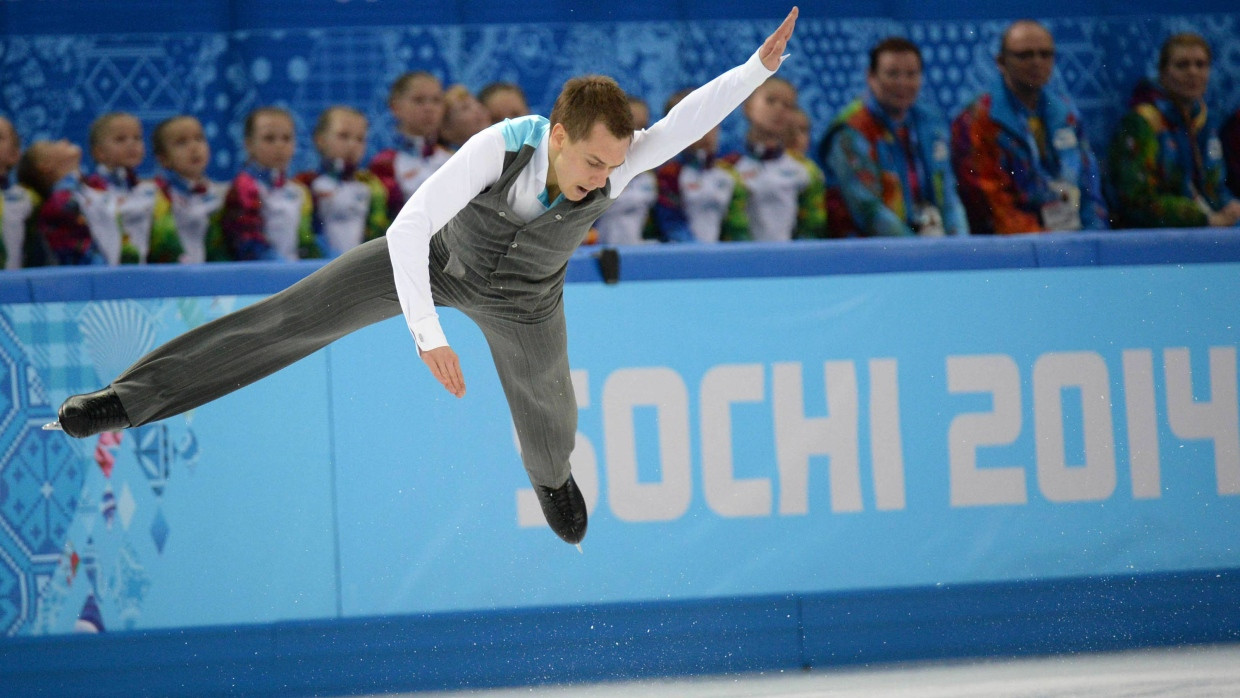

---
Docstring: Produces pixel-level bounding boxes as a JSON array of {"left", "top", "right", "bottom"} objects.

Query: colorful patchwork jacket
[
  {"left": 1, "top": 178, "right": 44, "bottom": 268},
  {"left": 215, "top": 163, "right": 318, "bottom": 261},
  {"left": 154, "top": 171, "right": 228, "bottom": 265},
  {"left": 37, "top": 173, "right": 105, "bottom": 265},
  {"left": 653, "top": 149, "right": 749, "bottom": 242},
  {"left": 950, "top": 76, "right": 1108, "bottom": 234},
  {"left": 1108, "top": 79, "right": 1233, "bottom": 228},
  {"left": 82, "top": 166, "right": 182, "bottom": 264},
  {"left": 295, "top": 159, "right": 390, "bottom": 257},
  {"left": 1223, "top": 108, "right": 1240, "bottom": 200},
  {"left": 723, "top": 143, "right": 827, "bottom": 241},
  {"left": 368, "top": 134, "right": 451, "bottom": 222},
  {"left": 822, "top": 94, "right": 968, "bottom": 237}
]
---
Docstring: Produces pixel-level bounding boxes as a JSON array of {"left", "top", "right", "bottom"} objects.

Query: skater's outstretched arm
[{"left": 609, "top": 7, "right": 798, "bottom": 193}]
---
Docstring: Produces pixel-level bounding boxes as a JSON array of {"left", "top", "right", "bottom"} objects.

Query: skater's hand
[
  {"left": 759, "top": 7, "right": 798, "bottom": 71},
  {"left": 421, "top": 346, "right": 466, "bottom": 397}
]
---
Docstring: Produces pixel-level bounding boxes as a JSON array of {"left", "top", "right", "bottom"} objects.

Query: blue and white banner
[{"left": 2, "top": 262, "right": 1238, "bottom": 634}]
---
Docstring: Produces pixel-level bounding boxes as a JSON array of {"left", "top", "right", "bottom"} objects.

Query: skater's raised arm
[{"left": 610, "top": 7, "right": 798, "bottom": 192}]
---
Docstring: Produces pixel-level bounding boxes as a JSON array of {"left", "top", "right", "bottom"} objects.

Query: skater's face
[
  {"left": 548, "top": 121, "right": 629, "bottom": 201},
  {"left": 0, "top": 118, "right": 19, "bottom": 173},
  {"left": 246, "top": 113, "right": 296, "bottom": 171},
  {"left": 156, "top": 117, "right": 210, "bottom": 180},
  {"left": 1160, "top": 45, "right": 1211, "bottom": 104},
  {"left": 93, "top": 115, "right": 146, "bottom": 170},
  {"left": 315, "top": 110, "right": 368, "bottom": 167},
  {"left": 483, "top": 88, "right": 528, "bottom": 124},
  {"left": 868, "top": 50, "right": 923, "bottom": 119},
  {"left": 390, "top": 76, "right": 445, "bottom": 138}
]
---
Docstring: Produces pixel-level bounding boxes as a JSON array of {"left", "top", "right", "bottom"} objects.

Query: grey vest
[{"left": 438, "top": 143, "right": 614, "bottom": 312}]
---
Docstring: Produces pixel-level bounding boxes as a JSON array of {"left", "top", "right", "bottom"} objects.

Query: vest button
[
  {"left": 555, "top": 214, "right": 562, "bottom": 220},
  {"left": 498, "top": 212, "right": 506, "bottom": 217},
  {"left": 511, "top": 243, "right": 519, "bottom": 248}
]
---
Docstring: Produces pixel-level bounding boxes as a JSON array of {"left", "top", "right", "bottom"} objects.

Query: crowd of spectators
[{"left": 2, "top": 20, "right": 1238, "bottom": 269}]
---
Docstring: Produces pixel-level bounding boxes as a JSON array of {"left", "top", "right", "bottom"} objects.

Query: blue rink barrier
[
  {"left": 1, "top": 228, "right": 1239, "bottom": 696},
  {"left": 3, "top": 570, "right": 1239, "bottom": 696}
]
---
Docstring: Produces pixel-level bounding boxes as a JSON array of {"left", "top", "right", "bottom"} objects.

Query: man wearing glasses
[{"left": 950, "top": 20, "right": 1109, "bottom": 235}]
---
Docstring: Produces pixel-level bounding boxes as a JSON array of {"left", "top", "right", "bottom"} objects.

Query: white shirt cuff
[{"left": 411, "top": 316, "right": 448, "bottom": 351}]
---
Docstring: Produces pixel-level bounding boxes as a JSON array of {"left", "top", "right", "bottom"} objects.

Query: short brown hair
[
  {"left": 663, "top": 88, "right": 694, "bottom": 115},
  {"left": 151, "top": 115, "right": 199, "bottom": 157},
  {"left": 0, "top": 116, "right": 19, "bottom": 150},
  {"left": 244, "top": 106, "right": 294, "bottom": 139},
  {"left": 478, "top": 81, "right": 526, "bottom": 106},
  {"left": 389, "top": 71, "right": 440, "bottom": 103},
  {"left": 16, "top": 142, "right": 55, "bottom": 198},
  {"left": 313, "top": 105, "right": 366, "bottom": 138},
  {"left": 89, "top": 112, "right": 140, "bottom": 150},
  {"left": 869, "top": 37, "right": 923, "bottom": 73},
  {"left": 549, "top": 75, "right": 633, "bottom": 142},
  {"left": 1159, "top": 33, "right": 1211, "bottom": 72}
]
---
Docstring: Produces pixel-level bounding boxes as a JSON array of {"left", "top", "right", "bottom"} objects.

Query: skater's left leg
[{"left": 471, "top": 300, "right": 587, "bottom": 543}]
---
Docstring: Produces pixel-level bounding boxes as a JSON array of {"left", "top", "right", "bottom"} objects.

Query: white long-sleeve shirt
[{"left": 386, "top": 48, "right": 781, "bottom": 352}]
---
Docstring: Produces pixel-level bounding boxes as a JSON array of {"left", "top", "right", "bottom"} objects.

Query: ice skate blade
[
  {"left": 42, "top": 421, "right": 63, "bottom": 431},
  {"left": 575, "top": 544, "right": 583, "bottom": 554}
]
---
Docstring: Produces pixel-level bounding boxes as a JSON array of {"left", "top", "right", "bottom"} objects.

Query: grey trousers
[{"left": 111, "top": 235, "right": 576, "bottom": 488}]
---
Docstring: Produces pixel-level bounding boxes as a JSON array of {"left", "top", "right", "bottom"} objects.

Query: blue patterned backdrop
[
  {"left": 2, "top": 3, "right": 1239, "bottom": 179},
  {"left": 0, "top": 297, "right": 220, "bottom": 636}
]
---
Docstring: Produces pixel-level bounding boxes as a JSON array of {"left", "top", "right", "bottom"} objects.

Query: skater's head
[
  {"left": 388, "top": 71, "right": 444, "bottom": 140},
  {"left": 547, "top": 74, "right": 633, "bottom": 201},
  {"left": 17, "top": 139, "right": 82, "bottom": 199},
  {"left": 1158, "top": 33, "right": 1212, "bottom": 106},
  {"left": 744, "top": 76, "right": 797, "bottom": 146},
  {"left": 867, "top": 37, "right": 923, "bottom": 121},
  {"left": 666, "top": 88, "right": 720, "bottom": 156},
  {"left": 313, "top": 106, "right": 369, "bottom": 168},
  {"left": 153, "top": 115, "right": 211, "bottom": 181},
  {"left": 89, "top": 112, "right": 145, "bottom": 171},
  {"left": 0, "top": 116, "right": 20, "bottom": 176},
  {"left": 244, "top": 107, "right": 296, "bottom": 172},
  {"left": 440, "top": 86, "right": 490, "bottom": 151},
  {"left": 997, "top": 20, "right": 1056, "bottom": 98},
  {"left": 478, "top": 82, "right": 529, "bottom": 124}
]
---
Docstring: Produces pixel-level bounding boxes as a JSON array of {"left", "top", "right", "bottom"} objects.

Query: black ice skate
[
  {"left": 47, "top": 387, "right": 131, "bottom": 438},
  {"left": 536, "top": 474, "right": 588, "bottom": 544}
]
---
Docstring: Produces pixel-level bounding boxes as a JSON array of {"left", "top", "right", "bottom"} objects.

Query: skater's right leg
[{"left": 57, "top": 237, "right": 402, "bottom": 437}]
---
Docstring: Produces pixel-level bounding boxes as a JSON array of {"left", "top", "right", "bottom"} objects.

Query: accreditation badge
[
  {"left": 1040, "top": 179, "right": 1082, "bottom": 232},
  {"left": 914, "top": 203, "right": 945, "bottom": 237}
]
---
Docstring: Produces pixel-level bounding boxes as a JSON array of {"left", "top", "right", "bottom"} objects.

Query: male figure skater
[{"left": 51, "top": 9, "right": 800, "bottom": 545}]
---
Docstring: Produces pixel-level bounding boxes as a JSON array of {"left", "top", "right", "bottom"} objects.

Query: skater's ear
[{"left": 549, "top": 122, "right": 569, "bottom": 149}]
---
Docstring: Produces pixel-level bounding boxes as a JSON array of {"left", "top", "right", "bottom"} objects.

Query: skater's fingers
[
  {"left": 759, "top": 7, "right": 798, "bottom": 70},
  {"left": 421, "top": 346, "right": 467, "bottom": 398},
  {"left": 443, "top": 360, "right": 466, "bottom": 398}
]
